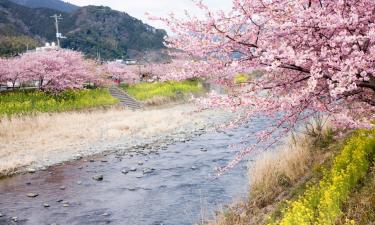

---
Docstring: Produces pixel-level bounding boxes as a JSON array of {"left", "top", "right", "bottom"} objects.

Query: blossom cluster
[
  {"left": 0, "top": 50, "right": 98, "bottom": 92},
  {"left": 154, "top": 0, "right": 375, "bottom": 169}
]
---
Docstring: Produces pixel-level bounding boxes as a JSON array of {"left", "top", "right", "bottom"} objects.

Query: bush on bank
[{"left": 272, "top": 128, "right": 375, "bottom": 225}]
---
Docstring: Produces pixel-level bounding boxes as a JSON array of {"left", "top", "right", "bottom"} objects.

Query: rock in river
[
  {"left": 121, "top": 169, "right": 130, "bottom": 174},
  {"left": 143, "top": 168, "right": 155, "bottom": 174},
  {"left": 27, "top": 193, "right": 39, "bottom": 198},
  {"left": 93, "top": 175, "right": 104, "bottom": 181}
]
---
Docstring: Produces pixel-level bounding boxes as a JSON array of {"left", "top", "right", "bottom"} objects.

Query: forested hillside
[{"left": 0, "top": 0, "right": 167, "bottom": 59}]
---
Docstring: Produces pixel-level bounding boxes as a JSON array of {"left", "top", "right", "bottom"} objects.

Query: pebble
[
  {"left": 130, "top": 167, "right": 137, "bottom": 172},
  {"left": 137, "top": 162, "right": 144, "bottom": 166},
  {"left": 27, "top": 193, "right": 39, "bottom": 198},
  {"left": 0, "top": 213, "right": 3, "bottom": 217},
  {"left": 93, "top": 175, "right": 104, "bottom": 181},
  {"left": 102, "top": 212, "right": 110, "bottom": 217},
  {"left": 89, "top": 159, "right": 95, "bottom": 162},
  {"left": 128, "top": 188, "right": 137, "bottom": 191},
  {"left": 63, "top": 203, "right": 69, "bottom": 207},
  {"left": 101, "top": 159, "right": 108, "bottom": 163},
  {"left": 27, "top": 168, "right": 36, "bottom": 173},
  {"left": 12, "top": 217, "right": 18, "bottom": 222},
  {"left": 57, "top": 199, "right": 63, "bottom": 203},
  {"left": 77, "top": 181, "right": 82, "bottom": 185},
  {"left": 25, "top": 182, "right": 32, "bottom": 185},
  {"left": 59, "top": 186, "right": 66, "bottom": 190},
  {"left": 121, "top": 169, "right": 130, "bottom": 174},
  {"left": 43, "top": 203, "right": 50, "bottom": 208},
  {"left": 136, "top": 174, "right": 143, "bottom": 178},
  {"left": 74, "top": 154, "right": 83, "bottom": 160},
  {"left": 200, "top": 148, "right": 208, "bottom": 152},
  {"left": 191, "top": 166, "right": 198, "bottom": 170}
]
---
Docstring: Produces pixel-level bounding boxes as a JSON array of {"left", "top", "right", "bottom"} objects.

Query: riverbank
[
  {"left": 208, "top": 126, "right": 375, "bottom": 225},
  {"left": 0, "top": 103, "right": 233, "bottom": 177}
]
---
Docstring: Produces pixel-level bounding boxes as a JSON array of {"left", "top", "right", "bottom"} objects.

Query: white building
[{"left": 35, "top": 42, "right": 59, "bottom": 52}]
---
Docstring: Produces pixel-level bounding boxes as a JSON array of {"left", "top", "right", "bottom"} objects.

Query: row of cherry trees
[
  {"left": 153, "top": 0, "right": 375, "bottom": 171},
  {"left": 0, "top": 49, "right": 192, "bottom": 92}
]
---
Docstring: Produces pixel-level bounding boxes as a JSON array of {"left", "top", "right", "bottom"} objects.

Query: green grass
[
  {"left": 0, "top": 88, "right": 118, "bottom": 116},
  {"left": 122, "top": 79, "right": 204, "bottom": 101}
]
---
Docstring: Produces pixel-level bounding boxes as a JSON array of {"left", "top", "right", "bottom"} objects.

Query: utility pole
[{"left": 50, "top": 14, "right": 66, "bottom": 48}]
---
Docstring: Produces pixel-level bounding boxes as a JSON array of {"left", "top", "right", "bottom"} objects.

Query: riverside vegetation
[
  {"left": 209, "top": 123, "right": 375, "bottom": 225},
  {"left": 0, "top": 88, "right": 118, "bottom": 116},
  {"left": 122, "top": 79, "right": 204, "bottom": 104}
]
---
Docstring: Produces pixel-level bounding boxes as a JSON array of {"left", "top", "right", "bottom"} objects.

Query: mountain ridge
[
  {"left": 0, "top": 0, "right": 167, "bottom": 59},
  {"left": 9, "top": 0, "right": 78, "bottom": 13}
]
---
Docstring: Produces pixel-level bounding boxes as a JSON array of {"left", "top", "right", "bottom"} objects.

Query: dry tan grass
[
  {"left": 0, "top": 104, "right": 220, "bottom": 176},
  {"left": 207, "top": 118, "right": 334, "bottom": 225},
  {"left": 248, "top": 135, "right": 313, "bottom": 206}
]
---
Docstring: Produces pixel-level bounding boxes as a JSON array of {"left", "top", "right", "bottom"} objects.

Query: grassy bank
[
  {"left": 122, "top": 80, "right": 204, "bottom": 104},
  {"left": 209, "top": 125, "right": 375, "bottom": 225},
  {"left": 0, "top": 88, "right": 118, "bottom": 116}
]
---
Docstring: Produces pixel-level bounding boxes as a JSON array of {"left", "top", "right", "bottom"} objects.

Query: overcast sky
[{"left": 65, "top": 0, "right": 232, "bottom": 34}]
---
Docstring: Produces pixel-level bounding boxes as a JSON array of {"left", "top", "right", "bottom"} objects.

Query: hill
[
  {"left": 0, "top": 0, "right": 167, "bottom": 59},
  {"left": 9, "top": 0, "right": 78, "bottom": 13}
]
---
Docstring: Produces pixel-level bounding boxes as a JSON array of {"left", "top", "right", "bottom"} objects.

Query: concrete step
[{"left": 108, "top": 86, "right": 143, "bottom": 110}]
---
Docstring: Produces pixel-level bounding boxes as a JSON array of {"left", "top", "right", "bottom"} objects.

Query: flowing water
[{"left": 0, "top": 118, "right": 270, "bottom": 225}]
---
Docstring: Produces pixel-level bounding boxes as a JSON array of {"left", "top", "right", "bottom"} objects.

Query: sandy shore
[{"left": 0, "top": 104, "right": 232, "bottom": 176}]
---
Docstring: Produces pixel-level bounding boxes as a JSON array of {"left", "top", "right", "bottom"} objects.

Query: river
[{"left": 0, "top": 117, "right": 270, "bottom": 225}]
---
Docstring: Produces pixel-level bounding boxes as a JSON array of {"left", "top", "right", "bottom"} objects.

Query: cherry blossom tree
[
  {"left": 0, "top": 58, "right": 10, "bottom": 85},
  {"left": 21, "top": 50, "right": 94, "bottom": 92},
  {"left": 104, "top": 62, "right": 139, "bottom": 85},
  {"left": 155, "top": 0, "right": 375, "bottom": 170}
]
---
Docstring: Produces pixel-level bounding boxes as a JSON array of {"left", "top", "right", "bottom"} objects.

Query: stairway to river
[{"left": 108, "top": 86, "right": 143, "bottom": 110}]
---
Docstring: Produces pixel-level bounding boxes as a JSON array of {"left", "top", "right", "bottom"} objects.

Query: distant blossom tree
[
  {"left": 154, "top": 0, "right": 375, "bottom": 170},
  {"left": 20, "top": 50, "right": 94, "bottom": 92},
  {"left": 104, "top": 62, "right": 139, "bottom": 84}
]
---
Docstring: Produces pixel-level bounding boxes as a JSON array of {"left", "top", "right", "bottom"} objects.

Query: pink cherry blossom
[
  {"left": 154, "top": 0, "right": 375, "bottom": 171},
  {"left": 104, "top": 62, "right": 139, "bottom": 84}
]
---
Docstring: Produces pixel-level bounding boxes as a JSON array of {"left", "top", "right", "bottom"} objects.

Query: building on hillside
[{"left": 35, "top": 42, "right": 59, "bottom": 52}]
